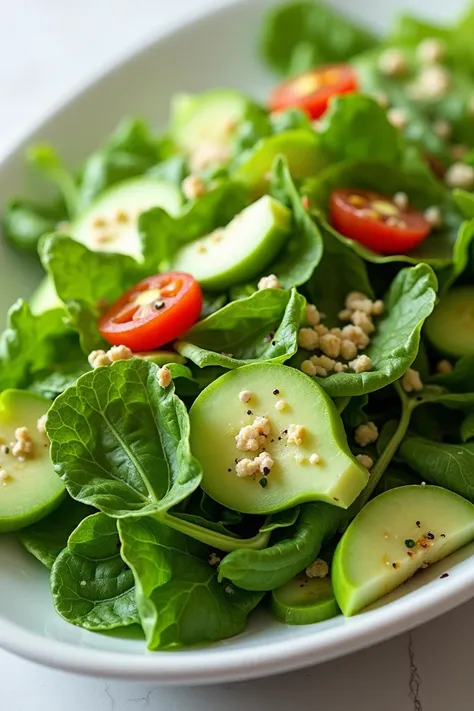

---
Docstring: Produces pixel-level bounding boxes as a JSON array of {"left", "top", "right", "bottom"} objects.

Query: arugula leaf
[
  {"left": 19, "top": 498, "right": 94, "bottom": 569},
  {"left": 28, "top": 356, "right": 90, "bottom": 400},
  {"left": 462, "top": 412, "right": 474, "bottom": 442},
  {"left": 314, "top": 264, "right": 437, "bottom": 397},
  {"left": 0, "top": 300, "right": 69, "bottom": 391},
  {"left": 218, "top": 503, "right": 341, "bottom": 591},
  {"left": 39, "top": 234, "right": 143, "bottom": 351},
  {"left": 306, "top": 158, "right": 463, "bottom": 268},
  {"left": 399, "top": 436, "right": 474, "bottom": 502},
  {"left": 260, "top": 0, "right": 377, "bottom": 76},
  {"left": 3, "top": 198, "right": 66, "bottom": 253},
  {"left": 78, "top": 118, "right": 166, "bottom": 209},
  {"left": 118, "top": 517, "right": 263, "bottom": 650},
  {"left": 317, "top": 94, "right": 402, "bottom": 165},
  {"left": 306, "top": 226, "right": 373, "bottom": 323},
  {"left": 176, "top": 288, "right": 305, "bottom": 369},
  {"left": 47, "top": 359, "right": 202, "bottom": 517},
  {"left": 258, "top": 507, "right": 300, "bottom": 533},
  {"left": 27, "top": 144, "right": 78, "bottom": 217},
  {"left": 51, "top": 513, "right": 139, "bottom": 630}
]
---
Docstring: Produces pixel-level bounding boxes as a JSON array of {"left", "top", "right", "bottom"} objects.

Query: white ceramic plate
[{"left": 0, "top": 0, "right": 471, "bottom": 685}]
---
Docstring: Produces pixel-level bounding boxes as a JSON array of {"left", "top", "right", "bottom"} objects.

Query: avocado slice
[
  {"left": 234, "top": 130, "right": 328, "bottom": 196},
  {"left": 270, "top": 572, "right": 340, "bottom": 625},
  {"left": 189, "top": 363, "right": 368, "bottom": 515},
  {"left": 171, "top": 89, "right": 252, "bottom": 169},
  {"left": 30, "top": 176, "right": 182, "bottom": 314},
  {"left": 332, "top": 485, "right": 474, "bottom": 616},
  {"left": 0, "top": 390, "right": 65, "bottom": 532},
  {"left": 170, "top": 195, "right": 292, "bottom": 291},
  {"left": 425, "top": 285, "right": 474, "bottom": 358}
]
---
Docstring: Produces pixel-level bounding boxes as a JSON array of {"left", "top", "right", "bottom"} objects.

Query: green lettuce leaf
[
  {"left": 50, "top": 513, "right": 139, "bottom": 630},
  {"left": 462, "top": 412, "right": 474, "bottom": 442},
  {"left": 118, "top": 516, "right": 263, "bottom": 650},
  {"left": 176, "top": 287, "right": 305, "bottom": 369},
  {"left": 3, "top": 198, "right": 66, "bottom": 253},
  {"left": 27, "top": 144, "right": 78, "bottom": 217},
  {"left": 260, "top": 0, "right": 377, "bottom": 76},
  {"left": 19, "top": 498, "right": 94, "bottom": 569}
]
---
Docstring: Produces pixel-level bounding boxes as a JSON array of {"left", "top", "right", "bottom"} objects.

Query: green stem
[{"left": 160, "top": 512, "right": 271, "bottom": 553}]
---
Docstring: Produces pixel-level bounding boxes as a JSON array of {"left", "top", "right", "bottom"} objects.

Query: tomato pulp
[
  {"left": 329, "top": 189, "right": 432, "bottom": 254},
  {"left": 99, "top": 272, "right": 203, "bottom": 350},
  {"left": 269, "top": 64, "right": 358, "bottom": 119}
]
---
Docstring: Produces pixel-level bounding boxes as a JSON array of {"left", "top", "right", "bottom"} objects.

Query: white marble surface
[{"left": 0, "top": 1, "right": 473, "bottom": 708}]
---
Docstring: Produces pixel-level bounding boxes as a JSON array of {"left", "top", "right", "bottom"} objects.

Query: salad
[{"left": 1, "top": 0, "right": 474, "bottom": 650}]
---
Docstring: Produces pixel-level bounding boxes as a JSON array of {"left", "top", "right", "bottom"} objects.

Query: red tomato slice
[
  {"left": 269, "top": 64, "right": 358, "bottom": 120},
  {"left": 99, "top": 272, "right": 203, "bottom": 351},
  {"left": 329, "top": 189, "right": 431, "bottom": 255}
]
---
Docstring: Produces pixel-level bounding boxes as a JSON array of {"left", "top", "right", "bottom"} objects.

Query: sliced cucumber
[
  {"left": 0, "top": 391, "right": 65, "bottom": 532},
  {"left": 332, "top": 485, "right": 474, "bottom": 616},
  {"left": 170, "top": 195, "right": 291, "bottom": 291},
  {"left": 171, "top": 89, "right": 250, "bottom": 168},
  {"left": 135, "top": 351, "right": 186, "bottom": 366},
  {"left": 72, "top": 176, "right": 182, "bottom": 260},
  {"left": 425, "top": 286, "right": 474, "bottom": 358},
  {"left": 234, "top": 130, "right": 327, "bottom": 196},
  {"left": 189, "top": 363, "right": 368, "bottom": 515},
  {"left": 270, "top": 573, "right": 339, "bottom": 625}
]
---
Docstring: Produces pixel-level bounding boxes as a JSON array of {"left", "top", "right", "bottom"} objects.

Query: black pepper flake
[
  {"left": 426, "top": 532, "right": 435, "bottom": 540},
  {"left": 416, "top": 521, "right": 421, "bottom": 528},
  {"left": 440, "top": 573, "right": 449, "bottom": 579},
  {"left": 273, "top": 389, "right": 280, "bottom": 395},
  {"left": 3, "top": 446, "right": 9, "bottom": 454},
  {"left": 272, "top": 340, "right": 276, "bottom": 346},
  {"left": 440, "top": 533, "right": 446, "bottom": 538},
  {"left": 392, "top": 563, "right": 397, "bottom": 569},
  {"left": 333, "top": 497, "right": 340, "bottom": 502},
  {"left": 282, "top": 429, "right": 288, "bottom": 435},
  {"left": 154, "top": 300, "right": 165, "bottom": 310},
  {"left": 278, "top": 436, "right": 282, "bottom": 441},
  {"left": 259, "top": 477, "right": 268, "bottom": 488},
  {"left": 405, "top": 539, "right": 416, "bottom": 548},
  {"left": 227, "top": 468, "right": 232, "bottom": 472},
  {"left": 246, "top": 409, "right": 253, "bottom": 415},
  {"left": 263, "top": 467, "right": 270, "bottom": 476},
  {"left": 270, "top": 439, "right": 275, "bottom": 443}
]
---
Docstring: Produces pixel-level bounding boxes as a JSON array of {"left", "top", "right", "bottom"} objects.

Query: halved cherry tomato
[
  {"left": 99, "top": 272, "right": 203, "bottom": 351},
  {"left": 270, "top": 64, "right": 358, "bottom": 120},
  {"left": 329, "top": 189, "right": 431, "bottom": 254}
]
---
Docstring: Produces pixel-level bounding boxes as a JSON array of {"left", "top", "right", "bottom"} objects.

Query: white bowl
[{"left": 0, "top": 0, "right": 471, "bottom": 685}]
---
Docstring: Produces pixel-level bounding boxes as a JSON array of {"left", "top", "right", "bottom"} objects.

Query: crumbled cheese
[
  {"left": 432, "top": 119, "right": 452, "bottom": 140},
  {"left": 208, "top": 552, "right": 221, "bottom": 566},
  {"left": 314, "top": 324, "right": 329, "bottom": 337},
  {"left": 310, "top": 355, "right": 336, "bottom": 372},
  {"left": 436, "top": 359, "right": 453, "bottom": 374},
  {"left": 445, "top": 162, "right": 474, "bottom": 190},
  {"left": 356, "top": 454, "right": 374, "bottom": 470},
  {"left": 372, "top": 300, "right": 384, "bottom": 316},
  {"left": 393, "top": 192, "right": 409, "bottom": 211},
  {"left": 387, "top": 107, "right": 408, "bottom": 130},
  {"left": 329, "top": 327, "right": 343, "bottom": 339},
  {"left": 88, "top": 350, "right": 112, "bottom": 368},
  {"left": 239, "top": 390, "right": 253, "bottom": 404},
  {"left": 341, "top": 325, "right": 370, "bottom": 349},
  {"left": 182, "top": 174, "right": 207, "bottom": 200},
  {"left": 275, "top": 399, "right": 287, "bottom": 411},
  {"left": 371, "top": 92, "right": 389, "bottom": 108},
  {"left": 411, "top": 65, "right": 451, "bottom": 100},
  {"left": 235, "top": 451, "right": 274, "bottom": 478},
  {"left": 298, "top": 327, "right": 320, "bottom": 351},
  {"left": 157, "top": 366, "right": 172, "bottom": 389},
  {"left": 235, "top": 416, "right": 270, "bottom": 452},
  {"left": 354, "top": 421, "right": 379, "bottom": 447},
  {"left": 338, "top": 308, "right": 352, "bottom": 321},
  {"left": 258, "top": 274, "right": 282, "bottom": 290},
  {"left": 349, "top": 355, "right": 372, "bottom": 373},
  {"left": 402, "top": 368, "right": 423, "bottom": 393},
  {"left": 417, "top": 38, "right": 446, "bottom": 64},
  {"left": 294, "top": 453, "right": 306, "bottom": 464},
  {"left": 189, "top": 143, "right": 229, "bottom": 172},
  {"left": 351, "top": 310, "right": 375, "bottom": 335},
  {"left": 319, "top": 333, "right": 341, "bottom": 359},
  {"left": 378, "top": 49, "right": 407, "bottom": 77},
  {"left": 333, "top": 362, "right": 348, "bottom": 373},
  {"left": 305, "top": 304, "right": 321, "bottom": 326},
  {"left": 108, "top": 345, "right": 133, "bottom": 362},
  {"left": 301, "top": 360, "right": 317, "bottom": 376},
  {"left": 37, "top": 415, "right": 47, "bottom": 436},
  {"left": 306, "top": 558, "right": 329, "bottom": 579},
  {"left": 309, "top": 453, "right": 321, "bottom": 465},
  {"left": 424, "top": 206, "right": 443, "bottom": 229},
  {"left": 12, "top": 427, "right": 34, "bottom": 458},
  {"left": 345, "top": 292, "right": 368, "bottom": 310},
  {"left": 0, "top": 469, "right": 10, "bottom": 484},
  {"left": 314, "top": 366, "right": 328, "bottom": 377},
  {"left": 287, "top": 424, "right": 305, "bottom": 446}
]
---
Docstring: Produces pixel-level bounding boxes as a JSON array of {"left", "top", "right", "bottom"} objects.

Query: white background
[{"left": 1, "top": 1, "right": 473, "bottom": 708}]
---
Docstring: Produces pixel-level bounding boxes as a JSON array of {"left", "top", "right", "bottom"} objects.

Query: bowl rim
[{"left": 1, "top": 0, "right": 474, "bottom": 684}]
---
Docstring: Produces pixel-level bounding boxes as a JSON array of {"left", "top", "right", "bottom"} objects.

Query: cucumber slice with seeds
[{"left": 270, "top": 573, "right": 339, "bottom": 625}]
